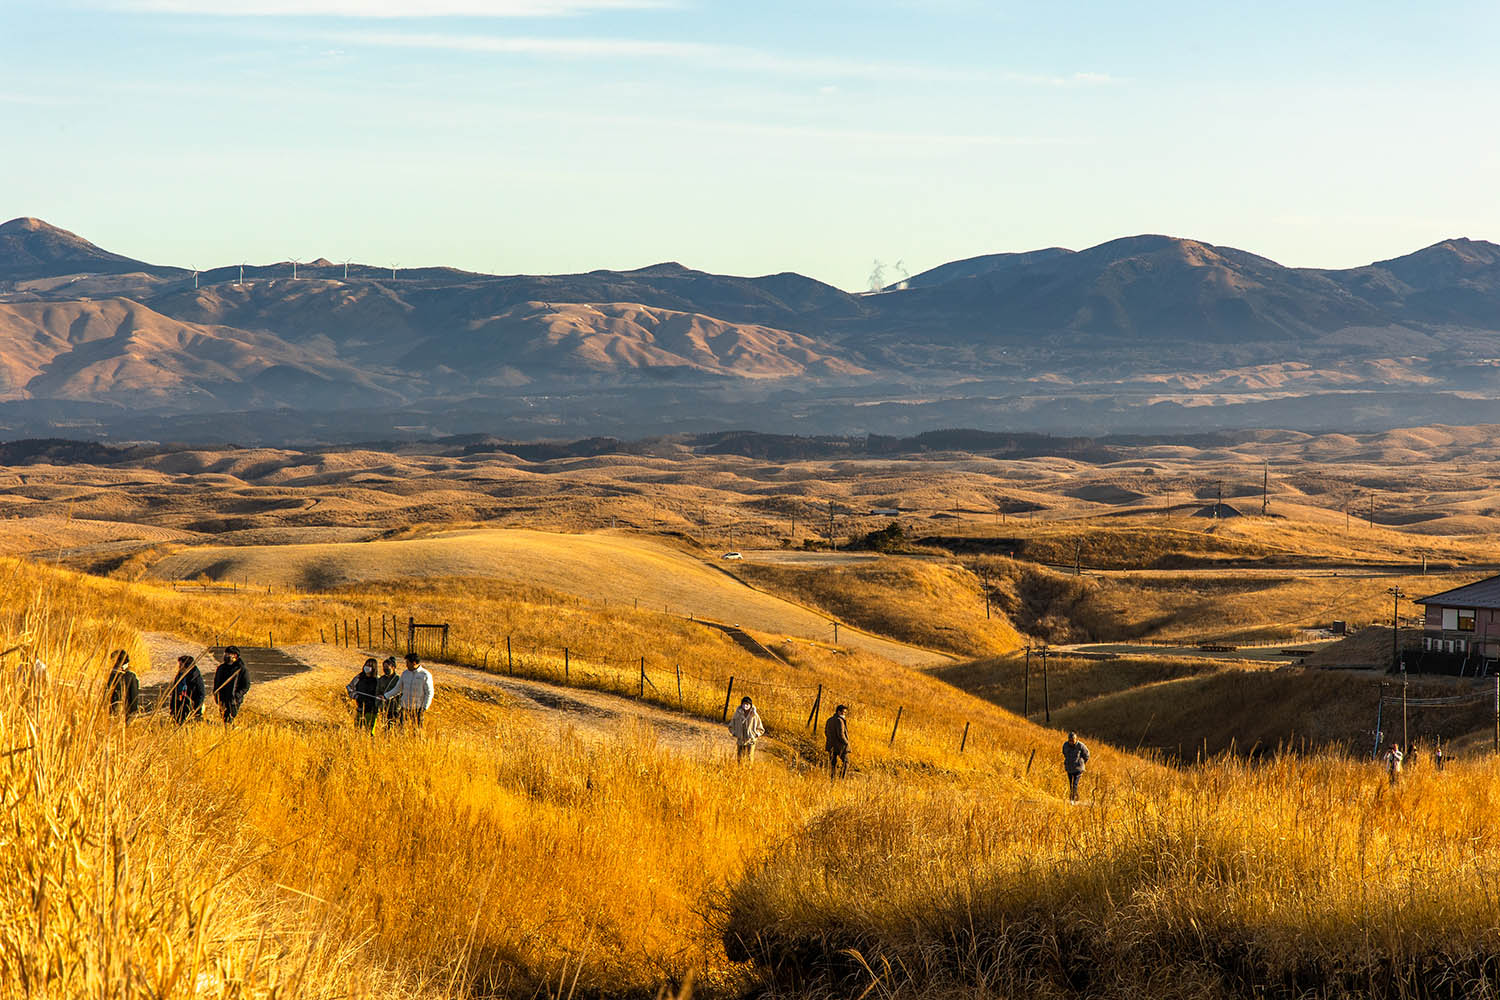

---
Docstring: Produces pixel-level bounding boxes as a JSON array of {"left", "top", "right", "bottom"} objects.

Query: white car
[{"left": 722, "top": 551, "right": 743, "bottom": 560}]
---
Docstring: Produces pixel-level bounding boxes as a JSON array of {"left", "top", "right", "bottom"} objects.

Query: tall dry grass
[
  {"left": 0, "top": 613, "right": 402, "bottom": 997},
  {"left": 724, "top": 752, "right": 1500, "bottom": 999},
  {"left": 0, "top": 569, "right": 1045, "bottom": 998}
]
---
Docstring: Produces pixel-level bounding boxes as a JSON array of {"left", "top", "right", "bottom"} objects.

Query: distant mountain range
[{"left": 3, "top": 215, "right": 1500, "bottom": 442}]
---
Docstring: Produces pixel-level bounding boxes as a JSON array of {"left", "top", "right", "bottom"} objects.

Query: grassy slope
[
  {"left": 145, "top": 528, "right": 947, "bottom": 667},
  {"left": 0, "top": 554, "right": 1132, "bottom": 999},
  {"left": 732, "top": 557, "right": 1024, "bottom": 658}
]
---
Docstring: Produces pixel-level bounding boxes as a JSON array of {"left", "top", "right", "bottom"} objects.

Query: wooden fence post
[
  {"left": 640, "top": 656, "right": 646, "bottom": 698},
  {"left": 960, "top": 721, "right": 970, "bottom": 753},
  {"left": 407, "top": 617, "right": 415, "bottom": 656},
  {"left": 507, "top": 636, "right": 513, "bottom": 674},
  {"left": 721, "top": 676, "right": 735, "bottom": 721},
  {"left": 806, "top": 683, "right": 823, "bottom": 731},
  {"left": 268, "top": 630, "right": 273, "bottom": 649},
  {"left": 355, "top": 619, "right": 360, "bottom": 648},
  {"left": 564, "top": 647, "right": 570, "bottom": 684},
  {"left": 889, "top": 706, "right": 903, "bottom": 746},
  {"left": 441, "top": 624, "right": 449, "bottom": 660},
  {"left": 368, "top": 617, "right": 373, "bottom": 649},
  {"left": 320, "top": 629, "right": 325, "bottom": 643},
  {"left": 676, "top": 663, "right": 683, "bottom": 709}
]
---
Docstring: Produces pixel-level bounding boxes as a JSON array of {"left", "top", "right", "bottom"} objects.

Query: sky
[{"left": 2, "top": 0, "right": 1497, "bottom": 290}]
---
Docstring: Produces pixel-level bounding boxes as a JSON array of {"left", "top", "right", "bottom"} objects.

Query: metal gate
[{"left": 406, "top": 618, "right": 450, "bottom": 660}]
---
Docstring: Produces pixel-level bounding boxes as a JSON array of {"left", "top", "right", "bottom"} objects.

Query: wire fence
[{"left": 311, "top": 612, "right": 986, "bottom": 757}]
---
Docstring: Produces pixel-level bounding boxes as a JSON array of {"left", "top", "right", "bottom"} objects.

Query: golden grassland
[
  {"left": 10, "top": 559, "right": 1500, "bottom": 999},
  {"left": 972, "top": 554, "right": 1475, "bottom": 645},
  {"left": 731, "top": 558, "right": 1022, "bottom": 658},
  {"left": 945, "top": 649, "right": 1500, "bottom": 761},
  {"left": 142, "top": 528, "right": 948, "bottom": 667},
  {"left": 724, "top": 752, "right": 1500, "bottom": 999},
  {"left": 937, "top": 514, "right": 1500, "bottom": 569}
]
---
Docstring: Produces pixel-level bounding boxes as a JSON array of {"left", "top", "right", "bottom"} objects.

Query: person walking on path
[
  {"left": 728, "top": 695, "right": 765, "bottom": 763},
  {"left": 824, "top": 704, "right": 850, "bottom": 778},
  {"left": 213, "top": 646, "right": 252, "bottom": 726},
  {"left": 346, "top": 657, "right": 383, "bottom": 734},
  {"left": 383, "top": 652, "right": 434, "bottom": 728},
  {"left": 1062, "top": 731, "right": 1090, "bottom": 802},
  {"left": 169, "top": 654, "right": 205, "bottom": 725},
  {"left": 377, "top": 656, "right": 401, "bottom": 729},
  {"left": 1384, "top": 741, "right": 1404, "bottom": 785},
  {"left": 107, "top": 649, "right": 140, "bottom": 719}
]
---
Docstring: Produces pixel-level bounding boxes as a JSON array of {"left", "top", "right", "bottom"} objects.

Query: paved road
[{"left": 1054, "top": 638, "right": 1342, "bottom": 662}]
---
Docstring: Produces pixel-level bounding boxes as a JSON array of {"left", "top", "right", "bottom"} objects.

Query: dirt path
[{"left": 142, "top": 634, "right": 749, "bottom": 758}]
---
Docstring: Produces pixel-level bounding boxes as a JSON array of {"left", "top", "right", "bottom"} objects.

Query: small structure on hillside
[
  {"left": 1191, "top": 502, "right": 1244, "bottom": 519},
  {"left": 1414, "top": 576, "right": 1500, "bottom": 674}
]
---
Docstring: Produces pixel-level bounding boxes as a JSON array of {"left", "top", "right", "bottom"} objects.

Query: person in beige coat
[{"left": 728, "top": 696, "right": 765, "bottom": 763}]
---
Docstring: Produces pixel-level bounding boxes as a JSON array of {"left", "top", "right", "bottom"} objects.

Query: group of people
[
  {"left": 727, "top": 696, "right": 853, "bottom": 778},
  {"left": 344, "top": 653, "right": 435, "bottom": 732},
  {"left": 105, "top": 645, "right": 435, "bottom": 731},
  {"left": 726, "top": 695, "right": 1095, "bottom": 798},
  {"left": 106, "top": 646, "right": 251, "bottom": 724}
]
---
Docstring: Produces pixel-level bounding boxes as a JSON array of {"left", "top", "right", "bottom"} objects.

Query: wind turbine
[
  {"left": 190, "top": 264, "right": 200, "bottom": 290},
  {"left": 237, "top": 264, "right": 245, "bottom": 286},
  {"left": 390, "top": 262, "right": 400, "bottom": 281},
  {"left": 342, "top": 258, "right": 353, "bottom": 280},
  {"left": 290, "top": 258, "right": 301, "bottom": 280}
]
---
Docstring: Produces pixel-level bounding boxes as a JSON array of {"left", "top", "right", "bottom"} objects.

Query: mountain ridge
[{"left": 5, "top": 217, "right": 1500, "bottom": 439}]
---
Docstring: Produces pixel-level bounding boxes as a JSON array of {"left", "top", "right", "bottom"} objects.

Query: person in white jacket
[
  {"left": 383, "top": 652, "right": 435, "bottom": 728},
  {"left": 727, "top": 695, "right": 765, "bottom": 763}
]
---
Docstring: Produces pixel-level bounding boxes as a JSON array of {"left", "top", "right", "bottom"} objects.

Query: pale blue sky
[{"left": 2, "top": 0, "right": 1497, "bottom": 289}]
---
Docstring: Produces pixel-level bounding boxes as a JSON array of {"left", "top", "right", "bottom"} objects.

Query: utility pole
[
  {"left": 1388, "top": 586, "right": 1403, "bottom": 672},
  {"left": 983, "top": 568, "right": 991, "bottom": 620},
  {"left": 1023, "top": 645, "right": 1031, "bottom": 718},
  {"left": 1344, "top": 502, "right": 1350, "bottom": 535},
  {"left": 828, "top": 500, "right": 836, "bottom": 551},
  {"left": 1402, "top": 660, "right": 1409, "bottom": 750},
  {"left": 1369, "top": 492, "right": 1375, "bottom": 529},
  {"left": 1074, "top": 540, "right": 1081, "bottom": 577},
  {"left": 1215, "top": 480, "right": 1223, "bottom": 520},
  {"left": 1262, "top": 462, "right": 1269, "bottom": 516},
  {"left": 1041, "top": 645, "right": 1051, "bottom": 724}
]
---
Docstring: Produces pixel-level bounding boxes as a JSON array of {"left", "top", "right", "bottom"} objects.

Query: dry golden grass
[
  {"left": 732, "top": 557, "right": 1023, "bottom": 658},
  {"left": 9, "top": 547, "right": 1500, "bottom": 998},
  {"left": 146, "top": 529, "right": 947, "bottom": 667},
  {"left": 973, "top": 555, "right": 1472, "bottom": 645},
  {"left": 724, "top": 751, "right": 1500, "bottom": 999},
  {"left": 0, "top": 557, "right": 1133, "bottom": 998}
]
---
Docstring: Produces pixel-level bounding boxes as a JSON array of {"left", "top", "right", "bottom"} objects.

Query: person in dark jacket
[
  {"left": 107, "top": 649, "right": 140, "bottom": 720},
  {"left": 346, "top": 657, "right": 383, "bottom": 733},
  {"left": 213, "top": 646, "right": 252, "bottom": 725},
  {"left": 169, "top": 654, "right": 206, "bottom": 724},
  {"left": 377, "top": 656, "right": 401, "bottom": 729},
  {"left": 1062, "top": 731, "right": 1090, "bottom": 802},
  {"left": 824, "top": 704, "right": 850, "bottom": 778}
]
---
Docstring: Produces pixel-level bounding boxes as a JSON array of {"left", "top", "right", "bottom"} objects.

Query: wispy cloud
[
  {"left": 99, "top": 0, "right": 672, "bottom": 16},
  {"left": 312, "top": 29, "right": 1116, "bottom": 85}
]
